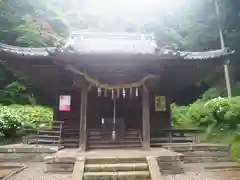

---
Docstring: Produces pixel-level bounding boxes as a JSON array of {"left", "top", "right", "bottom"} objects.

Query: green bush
[
  {"left": 171, "top": 104, "right": 189, "bottom": 127},
  {"left": 172, "top": 96, "right": 240, "bottom": 129},
  {"left": 186, "top": 100, "right": 215, "bottom": 127},
  {"left": 0, "top": 104, "right": 53, "bottom": 137}
]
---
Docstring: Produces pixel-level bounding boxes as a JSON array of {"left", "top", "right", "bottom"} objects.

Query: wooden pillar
[
  {"left": 142, "top": 87, "right": 150, "bottom": 149},
  {"left": 79, "top": 87, "right": 87, "bottom": 151}
]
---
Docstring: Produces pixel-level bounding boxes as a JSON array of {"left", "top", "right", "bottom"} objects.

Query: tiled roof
[
  {"left": 0, "top": 42, "right": 55, "bottom": 56},
  {"left": 71, "top": 32, "right": 157, "bottom": 54},
  {"left": 180, "top": 49, "right": 234, "bottom": 60},
  {"left": 0, "top": 32, "right": 234, "bottom": 59}
]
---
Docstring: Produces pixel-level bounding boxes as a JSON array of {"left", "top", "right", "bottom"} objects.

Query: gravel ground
[
  {"left": 8, "top": 163, "right": 72, "bottom": 180},
  {"left": 7, "top": 162, "right": 240, "bottom": 180},
  {"left": 164, "top": 172, "right": 224, "bottom": 180}
]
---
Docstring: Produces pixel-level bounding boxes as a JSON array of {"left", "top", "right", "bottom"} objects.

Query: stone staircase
[
  {"left": 87, "top": 129, "right": 142, "bottom": 150},
  {"left": 163, "top": 143, "right": 232, "bottom": 163},
  {"left": 162, "top": 143, "right": 240, "bottom": 172},
  {"left": 73, "top": 157, "right": 152, "bottom": 180}
]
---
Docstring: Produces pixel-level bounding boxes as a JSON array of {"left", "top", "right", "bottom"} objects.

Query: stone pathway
[{"left": 8, "top": 163, "right": 71, "bottom": 180}]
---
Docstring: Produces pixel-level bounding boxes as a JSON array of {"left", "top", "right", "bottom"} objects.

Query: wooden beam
[
  {"left": 79, "top": 87, "right": 88, "bottom": 151},
  {"left": 142, "top": 87, "right": 150, "bottom": 149}
]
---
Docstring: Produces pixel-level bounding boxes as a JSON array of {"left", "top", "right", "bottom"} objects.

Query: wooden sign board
[
  {"left": 155, "top": 96, "right": 166, "bottom": 112},
  {"left": 59, "top": 95, "right": 71, "bottom": 111}
]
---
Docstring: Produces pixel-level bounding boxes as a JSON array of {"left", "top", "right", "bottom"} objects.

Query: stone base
[
  {"left": 44, "top": 148, "right": 182, "bottom": 173},
  {"left": 44, "top": 163, "right": 75, "bottom": 172},
  {"left": 0, "top": 144, "right": 59, "bottom": 162}
]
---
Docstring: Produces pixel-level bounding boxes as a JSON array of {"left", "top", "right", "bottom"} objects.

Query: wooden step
[
  {"left": 83, "top": 171, "right": 150, "bottom": 180},
  {"left": 88, "top": 139, "right": 141, "bottom": 144},
  {"left": 62, "top": 143, "right": 79, "bottom": 148},
  {"left": 85, "top": 163, "right": 148, "bottom": 172},
  {"left": 53, "top": 121, "right": 64, "bottom": 124},
  {"left": 88, "top": 136, "right": 139, "bottom": 140},
  {"left": 33, "top": 135, "right": 60, "bottom": 139},
  {"left": 38, "top": 130, "right": 61, "bottom": 134},
  {"left": 28, "top": 138, "right": 60, "bottom": 144},
  {"left": 40, "top": 126, "right": 62, "bottom": 130},
  {"left": 87, "top": 144, "right": 142, "bottom": 150}
]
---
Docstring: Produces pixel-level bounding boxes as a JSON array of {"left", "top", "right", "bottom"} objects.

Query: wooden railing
[
  {"left": 150, "top": 128, "right": 201, "bottom": 147},
  {"left": 25, "top": 121, "right": 64, "bottom": 147}
]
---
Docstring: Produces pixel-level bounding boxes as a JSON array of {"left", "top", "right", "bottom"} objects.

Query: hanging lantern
[
  {"left": 136, "top": 87, "right": 139, "bottom": 97},
  {"left": 97, "top": 88, "right": 102, "bottom": 96},
  {"left": 112, "top": 89, "right": 114, "bottom": 99},
  {"left": 123, "top": 88, "right": 126, "bottom": 98}
]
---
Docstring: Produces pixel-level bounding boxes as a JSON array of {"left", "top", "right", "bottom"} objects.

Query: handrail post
[{"left": 59, "top": 122, "right": 63, "bottom": 148}]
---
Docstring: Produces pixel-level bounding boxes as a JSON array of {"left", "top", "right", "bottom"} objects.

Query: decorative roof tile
[{"left": 0, "top": 42, "right": 54, "bottom": 56}]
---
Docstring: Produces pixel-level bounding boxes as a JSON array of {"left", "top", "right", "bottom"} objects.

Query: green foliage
[
  {"left": 186, "top": 100, "right": 215, "bottom": 127},
  {"left": 172, "top": 96, "right": 240, "bottom": 129},
  {"left": 200, "top": 125, "right": 240, "bottom": 161},
  {"left": 0, "top": 81, "right": 36, "bottom": 105},
  {"left": 0, "top": 104, "right": 53, "bottom": 137},
  {"left": 171, "top": 104, "right": 189, "bottom": 127}
]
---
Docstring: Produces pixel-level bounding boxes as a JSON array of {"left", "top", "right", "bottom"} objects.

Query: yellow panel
[{"left": 155, "top": 96, "right": 166, "bottom": 112}]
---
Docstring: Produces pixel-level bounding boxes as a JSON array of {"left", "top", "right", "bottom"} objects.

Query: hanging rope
[{"left": 66, "top": 65, "right": 158, "bottom": 89}]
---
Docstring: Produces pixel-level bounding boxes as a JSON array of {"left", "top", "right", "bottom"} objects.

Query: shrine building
[{"left": 0, "top": 32, "right": 233, "bottom": 151}]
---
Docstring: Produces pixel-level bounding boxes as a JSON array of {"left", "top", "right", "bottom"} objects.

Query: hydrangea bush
[
  {"left": 0, "top": 105, "right": 53, "bottom": 137},
  {"left": 172, "top": 96, "right": 240, "bottom": 129}
]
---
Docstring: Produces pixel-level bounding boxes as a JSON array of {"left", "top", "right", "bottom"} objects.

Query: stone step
[
  {"left": 183, "top": 151, "right": 230, "bottom": 157},
  {"left": 203, "top": 162, "right": 240, "bottom": 170},
  {"left": 85, "top": 163, "right": 148, "bottom": 172},
  {"left": 162, "top": 143, "right": 230, "bottom": 152},
  {"left": 158, "top": 162, "right": 185, "bottom": 175},
  {"left": 83, "top": 171, "right": 150, "bottom": 180},
  {"left": 183, "top": 157, "right": 231, "bottom": 163},
  {"left": 86, "top": 157, "right": 146, "bottom": 164},
  {"left": 184, "top": 162, "right": 240, "bottom": 171}
]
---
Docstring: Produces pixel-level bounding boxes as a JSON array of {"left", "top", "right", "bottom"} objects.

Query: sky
[{"left": 83, "top": 0, "right": 185, "bottom": 17}]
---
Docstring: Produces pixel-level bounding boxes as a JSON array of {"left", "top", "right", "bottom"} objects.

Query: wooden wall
[
  {"left": 54, "top": 88, "right": 172, "bottom": 137},
  {"left": 87, "top": 91, "right": 142, "bottom": 130},
  {"left": 55, "top": 89, "right": 81, "bottom": 129},
  {"left": 149, "top": 92, "right": 172, "bottom": 138}
]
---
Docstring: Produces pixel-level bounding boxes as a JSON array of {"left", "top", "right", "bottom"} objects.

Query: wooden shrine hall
[{"left": 0, "top": 32, "right": 234, "bottom": 151}]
